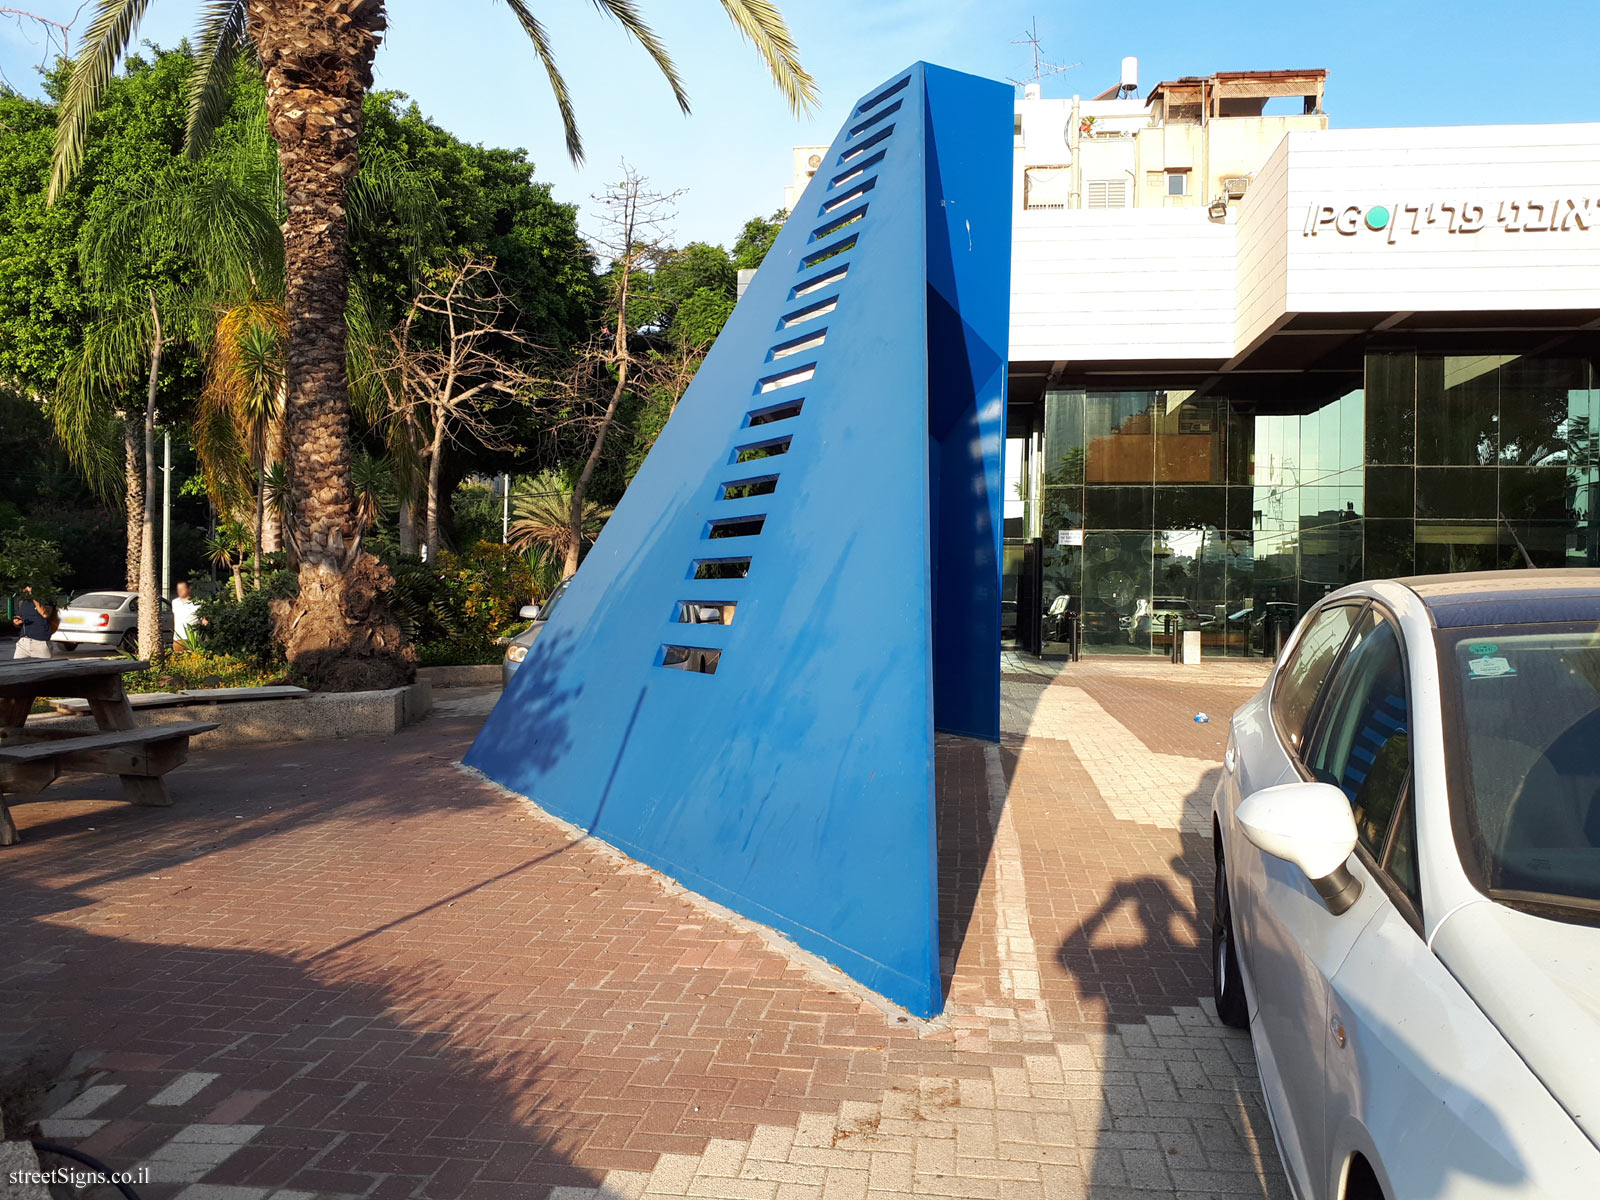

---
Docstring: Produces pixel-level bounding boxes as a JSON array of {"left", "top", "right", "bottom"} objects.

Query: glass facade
[{"left": 1008, "top": 349, "right": 1599, "bottom": 656}]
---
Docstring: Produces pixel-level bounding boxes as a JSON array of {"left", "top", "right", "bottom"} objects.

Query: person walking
[{"left": 10, "top": 586, "right": 58, "bottom": 659}]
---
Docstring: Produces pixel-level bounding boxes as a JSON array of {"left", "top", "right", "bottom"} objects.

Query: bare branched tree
[
  {"left": 556, "top": 164, "right": 683, "bottom": 578},
  {"left": 0, "top": 5, "right": 85, "bottom": 89},
  {"left": 362, "top": 255, "right": 541, "bottom": 561}
]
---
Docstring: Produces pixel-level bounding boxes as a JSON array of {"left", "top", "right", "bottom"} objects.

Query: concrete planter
[{"left": 31, "top": 681, "right": 432, "bottom": 750}]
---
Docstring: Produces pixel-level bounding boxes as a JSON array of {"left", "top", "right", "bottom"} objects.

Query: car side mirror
[
  {"left": 1236, "top": 781, "right": 1362, "bottom": 915},
  {"left": 519, "top": 604, "right": 541, "bottom": 620}
]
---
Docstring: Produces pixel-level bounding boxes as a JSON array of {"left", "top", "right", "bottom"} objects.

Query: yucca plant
[{"left": 50, "top": 0, "right": 815, "bottom": 689}]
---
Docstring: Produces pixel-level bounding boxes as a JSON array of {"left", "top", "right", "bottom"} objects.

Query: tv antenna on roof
[{"left": 1008, "top": 19, "right": 1080, "bottom": 92}]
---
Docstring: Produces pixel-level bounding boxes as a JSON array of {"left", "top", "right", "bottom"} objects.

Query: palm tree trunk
[
  {"left": 565, "top": 360, "right": 628, "bottom": 578},
  {"left": 124, "top": 417, "right": 143, "bottom": 591},
  {"left": 247, "top": 0, "right": 410, "bottom": 691},
  {"left": 423, "top": 413, "right": 446, "bottom": 561},
  {"left": 137, "top": 291, "right": 162, "bottom": 662}
]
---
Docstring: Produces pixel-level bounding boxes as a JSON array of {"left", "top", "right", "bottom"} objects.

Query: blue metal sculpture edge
[{"left": 465, "top": 62, "right": 1012, "bottom": 1017}]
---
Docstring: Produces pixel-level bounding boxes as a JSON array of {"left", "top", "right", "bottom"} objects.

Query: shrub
[
  {"left": 432, "top": 540, "right": 535, "bottom": 648},
  {"left": 195, "top": 569, "right": 297, "bottom": 666}
]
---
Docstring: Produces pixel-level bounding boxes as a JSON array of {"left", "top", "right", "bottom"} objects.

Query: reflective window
[
  {"left": 1304, "top": 609, "right": 1410, "bottom": 858},
  {"left": 1084, "top": 487, "right": 1152, "bottom": 529},
  {"left": 1154, "top": 392, "right": 1226, "bottom": 484},
  {"left": 1440, "top": 624, "right": 1600, "bottom": 909},
  {"left": 1418, "top": 355, "right": 1500, "bottom": 466},
  {"left": 1010, "top": 354, "right": 1596, "bottom": 659},
  {"left": 1272, "top": 602, "right": 1360, "bottom": 750},
  {"left": 1386, "top": 794, "right": 1421, "bottom": 907},
  {"left": 1365, "top": 354, "right": 1415, "bottom": 465},
  {"left": 1081, "top": 532, "right": 1152, "bottom": 652},
  {"left": 1416, "top": 468, "right": 1497, "bottom": 520},
  {"left": 1085, "top": 392, "right": 1155, "bottom": 484}
]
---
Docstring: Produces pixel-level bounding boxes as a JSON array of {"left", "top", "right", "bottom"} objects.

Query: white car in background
[
  {"left": 1211, "top": 570, "right": 1600, "bottom": 1199},
  {"left": 52, "top": 590, "right": 173, "bottom": 653}
]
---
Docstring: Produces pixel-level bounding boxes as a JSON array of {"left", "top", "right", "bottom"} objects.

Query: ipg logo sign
[{"left": 1304, "top": 197, "right": 1594, "bottom": 242}]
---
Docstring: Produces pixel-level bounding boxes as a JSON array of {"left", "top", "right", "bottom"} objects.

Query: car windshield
[
  {"left": 70, "top": 593, "right": 126, "bottom": 609},
  {"left": 1440, "top": 622, "right": 1600, "bottom": 914}
]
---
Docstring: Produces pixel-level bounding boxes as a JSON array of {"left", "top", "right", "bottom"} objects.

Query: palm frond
[
  {"left": 715, "top": 0, "right": 818, "bottom": 117},
  {"left": 508, "top": 478, "right": 610, "bottom": 559},
  {"left": 591, "top": 0, "right": 690, "bottom": 115},
  {"left": 49, "top": 0, "right": 155, "bottom": 203},
  {"left": 349, "top": 145, "right": 440, "bottom": 278},
  {"left": 45, "top": 370, "right": 123, "bottom": 501},
  {"left": 83, "top": 158, "right": 283, "bottom": 311},
  {"left": 500, "top": 0, "right": 584, "bottom": 163},
  {"left": 184, "top": 0, "right": 250, "bottom": 158},
  {"left": 196, "top": 298, "right": 286, "bottom": 505}
]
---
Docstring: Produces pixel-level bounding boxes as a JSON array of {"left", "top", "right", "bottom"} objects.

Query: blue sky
[{"left": 3, "top": 1, "right": 1597, "bottom": 251}]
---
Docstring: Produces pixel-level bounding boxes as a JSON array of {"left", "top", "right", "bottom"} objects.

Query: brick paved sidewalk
[{"left": 1, "top": 661, "right": 1283, "bottom": 1200}]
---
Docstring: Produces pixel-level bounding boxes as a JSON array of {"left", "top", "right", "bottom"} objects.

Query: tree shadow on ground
[
  {"left": 0, "top": 699, "right": 521, "bottom": 891},
  {"left": 1052, "top": 778, "right": 1289, "bottom": 1198},
  {"left": 1, "top": 875, "right": 602, "bottom": 1199}
]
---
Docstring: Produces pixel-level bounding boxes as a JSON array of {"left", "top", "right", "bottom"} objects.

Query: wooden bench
[{"left": 0, "top": 658, "right": 219, "bottom": 846}]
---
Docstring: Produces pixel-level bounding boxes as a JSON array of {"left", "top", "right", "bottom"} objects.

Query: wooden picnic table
[{"left": 0, "top": 657, "right": 217, "bottom": 846}]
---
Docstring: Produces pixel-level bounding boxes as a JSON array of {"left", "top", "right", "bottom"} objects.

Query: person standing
[
  {"left": 171, "top": 580, "right": 204, "bottom": 651},
  {"left": 9, "top": 586, "right": 58, "bottom": 659}
]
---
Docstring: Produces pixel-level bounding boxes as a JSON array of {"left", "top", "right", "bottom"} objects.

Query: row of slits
[{"left": 659, "top": 74, "right": 909, "bottom": 675}]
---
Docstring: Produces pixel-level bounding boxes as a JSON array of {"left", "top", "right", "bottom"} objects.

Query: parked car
[
  {"left": 501, "top": 579, "right": 570, "bottom": 687},
  {"left": 51, "top": 591, "right": 173, "bottom": 653},
  {"left": 1212, "top": 569, "right": 1600, "bottom": 1199}
]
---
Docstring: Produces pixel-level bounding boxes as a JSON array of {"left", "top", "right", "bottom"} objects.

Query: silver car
[
  {"left": 501, "top": 579, "right": 570, "bottom": 687},
  {"left": 52, "top": 590, "right": 173, "bottom": 653}
]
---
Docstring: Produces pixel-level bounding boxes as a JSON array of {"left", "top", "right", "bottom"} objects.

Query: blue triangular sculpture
[{"left": 466, "top": 63, "right": 1012, "bottom": 1017}]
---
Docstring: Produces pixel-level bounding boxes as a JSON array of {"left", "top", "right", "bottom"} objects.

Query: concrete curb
[
  {"left": 417, "top": 663, "right": 502, "bottom": 688},
  {"left": 29, "top": 681, "right": 432, "bottom": 749}
]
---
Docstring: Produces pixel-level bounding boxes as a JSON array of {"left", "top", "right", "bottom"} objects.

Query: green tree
[
  {"left": 56, "top": 146, "right": 280, "bottom": 660},
  {"left": 0, "top": 519, "right": 65, "bottom": 604},
  {"left": 52, "top": 0, "right": 815, "bottom": 691},
  {"left": 732, "top": 209, "right": 785, "bottom": 270}
]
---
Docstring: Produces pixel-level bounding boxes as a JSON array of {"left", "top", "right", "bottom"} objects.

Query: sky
[{"left": 3, "top": 0, "right": 1598, "bottom": 252}]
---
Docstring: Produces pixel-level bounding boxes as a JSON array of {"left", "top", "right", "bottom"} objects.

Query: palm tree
[
  {"left": 196, "top": 298, "right": 288, "bottom": 588},
  {"left": 55, "top": 154, "right": 280, "bottom": 661},
  {"left": 50, "top": 0, "right": 815, "bottom": 690},
  {"left": 508, "top": 473, "right": 609, "bottom": 568}
]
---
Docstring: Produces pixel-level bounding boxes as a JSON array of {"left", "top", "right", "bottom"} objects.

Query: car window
[
  {"left": 71, "top": 593, "right": 125, "bottom": 609},
  {"left": 1304, "top": 608, "right": 1410, "bottom": 860},
  {"left": 1273, "top": 603, "right": 1361, "bottom": 750},
  {"left": 1438, "top": 623, "right": 1600, "bottom": 911},
  {"left": 538, "top": 579, "right": 571, "bottom": 622},
  {"left": 1386, "top": 794, "right": 1421, "bottom": 907}
]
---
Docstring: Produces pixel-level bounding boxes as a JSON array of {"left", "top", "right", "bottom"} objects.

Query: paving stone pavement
[{"left": 1, "top": 662, "right": 1280, "bottom": 1199}]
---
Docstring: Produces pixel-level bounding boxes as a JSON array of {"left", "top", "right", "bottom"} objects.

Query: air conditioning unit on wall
[{"left": 1222, "top": 175, "right": 1251, "bottom": 199}]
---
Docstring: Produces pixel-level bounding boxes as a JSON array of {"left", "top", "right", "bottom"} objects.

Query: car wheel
[
  {"left": 117, "top": 628, "right": 138, "bottom": 655},
  {"left": 1212, "top": 847, "right": 1250, "bottom": 1029},
  {"left": 55, "top": 641, "right": 76, "bottom": 652}
]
